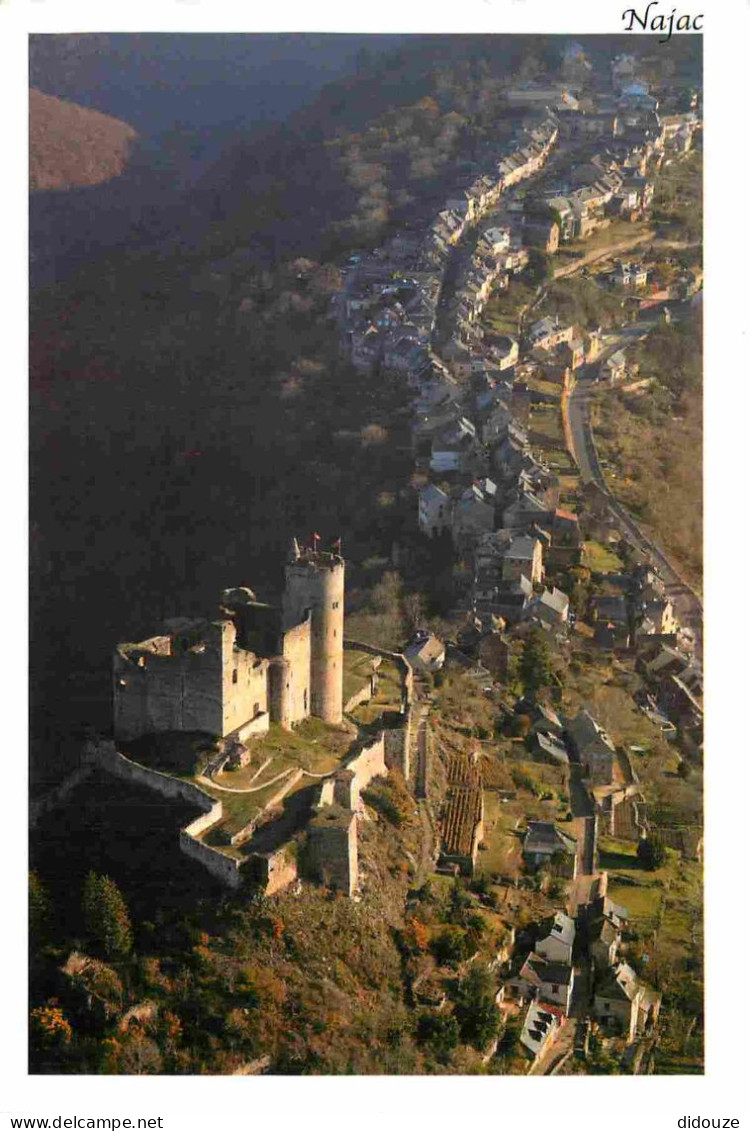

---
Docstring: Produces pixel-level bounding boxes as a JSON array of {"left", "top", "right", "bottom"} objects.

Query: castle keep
[{"left": 113, "top": 541, "right": 345, "bottom": 742}]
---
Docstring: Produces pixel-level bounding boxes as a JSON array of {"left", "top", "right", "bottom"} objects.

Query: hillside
[{"left": 30, "top": 88, "right": 137, "bottom": 191}]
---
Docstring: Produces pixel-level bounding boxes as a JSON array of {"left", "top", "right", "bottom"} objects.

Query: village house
[
  {"left": 634, "top": 597, "right": 678, "bottom": 638},
  {"left": 507, "top": 953, "right": 575, "bottom": 1015},
  {"left": 477, "top": 631, "right": 511, "bottom": 680},
  {"left": 599, "top": 349, "right": 628, "bottom": 385},
  {"left": 592, "top": 961, "right": 661, "bottom": 1044},
  {"left": 476, "top": 576, "right": 534, "bottom": 625},
  {"left": 418, "top": 482, "right": 452, "bottom": 539},
  {"left": 452, "top": 479, "right": 497, "bottom": 544},
  {"left": 527, "top": 315, "right": 576, "bottom": 353},
  {"left": 523, "top": 701, "right": 565, "bottom": 740},
  {"left": 404, "top": 632, "right": 446, "bottom": 675},
  {"left": 535, "top": 911, "right": 576, "bottom": 964},
  {"left": 493, "top": 422, "right": 530, "bottom": 480},
  {"left": 566, "top": 709, "right": 616, "bottom": 786},
  {"left": 501, "top": 533, "right": 544, "bottom": 585},
  {"left": 523, "top": 215, "right": 560, "bottom": 254},
  {"left": 611, "top": 260, "right": 648, "bottom": 289},
  {"left": 502, "top": 485, "right": 549, "bottom": 530},
  {"left": 529, "top": 730, "right": 570, "bottom": 766},
  {"left": 525, "top": 586, "right": 570, "bottom": 629},
  {"left": 589, "top": 916, "right": 621, "bottom": 971},
  {"left": 430, "top": 416, "right": 479, "bottom": 474},
  {"left": 520, "top": 1002, "right": 563, "bottom": 1065},
  {"left": 522, "top": 821, "right": 578, "bottom": 878}
]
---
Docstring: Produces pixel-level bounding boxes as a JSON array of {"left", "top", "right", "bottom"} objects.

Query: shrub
[
  {"left": 431, "top": 927, "right": 472, "bottom": 967},
  {"left": 637, "top": 835, "right": 667, "bottom": 871}
]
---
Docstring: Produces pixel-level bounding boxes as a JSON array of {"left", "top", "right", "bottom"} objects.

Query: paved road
[{"left": 567, "top": 313, "right": 703, "bottom": 660}]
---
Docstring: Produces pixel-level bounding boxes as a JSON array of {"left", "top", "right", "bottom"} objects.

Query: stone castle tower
[{"left": 282, "top": 540, "right": 344, "bottom": 725}]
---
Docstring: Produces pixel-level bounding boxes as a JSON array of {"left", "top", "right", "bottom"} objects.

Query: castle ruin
[{"left": 113, "top": 540, "right": 345, "bottom": 742}]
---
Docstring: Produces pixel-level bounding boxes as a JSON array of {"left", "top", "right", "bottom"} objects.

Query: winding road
[{"left": 566, "top": 308, "right": 703, "bottom": 661}]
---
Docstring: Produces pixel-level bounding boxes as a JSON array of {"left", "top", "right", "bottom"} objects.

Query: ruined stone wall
[
  {"left": 113, "top": 625, "right": 224, "bottom": 740},
  {"left": 221, "top": 623, "right": 269, "bottom": 736},
  {"left": 179, "top": 830, "right": 244, "bottom": 889},
  {"left": 247, "top": 845, "right": 299, "bottom": 896},
  {"left": 283, "top": 555, "right": 344, "bottom": 724},
  {"left": 268, "top": 658, "right": 292, "bottom": 730},
  {"left": 87, "top": 740, "right": 244, "bottom": 889},
  {"left": 30, "top": 764, "right": 94, "bottom": 829},
  {"left": 343, "top": 733, "right": 388, "bottom": 793},
  {"left": 383, "top": 710, "right": 412, "bottom": 778},
  {"left": 114, "top": 620, "right": 268, "bottom": 742},
  {"left": 343, "top": 640, "right": 414, "bottom": 712},
  {"left": 307, "top": 806, "right": 358, "bottom": 896},
  {"left": 343, "top": 681, "right": 375, "bottom": 715},
  {"left": 280, "top": 614, "right": 312, "bottom": 725}
]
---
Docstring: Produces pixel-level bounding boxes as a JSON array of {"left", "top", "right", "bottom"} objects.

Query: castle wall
[
  {"left": 307, "top": 806, "right": 358, "bottom": 895},
  {"left": 343, "top": 639, "right": 414, "bottom": 712},
  {"left": 268, "top": 659, "right": 292, "bottom": 729},
  {"left": 229, "top": 768, "right": 305, "bottom": 847},
  {"left": 114, "top": 621, "right": 267, "bottom": 742},
  {"left": 220, "top": 622, "right": 269, "bottom": 736},
  {"left": 343, "top": 733, "right": 388, "bottom": 794},
  {"left": 113, "top": 628, "right": 224, "bottom": 740},
  {"left": 383, "top": 708, "right": 413, "bottom": 778},
  {"left": 247, "top": 846, "right": 299, "bottom": 896},
  {"left": 280, "top": 614, "right": 312, "bottom": 725},
  {"left": 283, "top": 554, "right": 344, "bottom": 724},
  {"left": 179, "top": 829, "right": 244, "bottom": 888},
  {"left": 235, "top": 712, "right": 270, "bottom": 743},
  {"left": 87, "top": 739, "right": 243, "bottom": 889}
]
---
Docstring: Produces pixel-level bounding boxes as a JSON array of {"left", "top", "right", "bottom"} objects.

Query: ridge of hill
[{"left": 30, "top": 88, "right": 137, "bottom": 191}]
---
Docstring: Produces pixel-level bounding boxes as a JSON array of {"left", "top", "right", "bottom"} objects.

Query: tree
[
  {"left": 30, "top": 1001, "right": 73, "bottom": 1051},
  {"left": 453, "top": 965, "right": 500, "bottom": 1051},
  {"left": 637, "top": 835, "right": 667, "bottom": 871},
  {"left": 29, "top": 871, "right": 51, "bottom": 938},
  {"left": 416, "top": 1010, "right": 459, "bottom": 1064},
  {"left": 520, "top": 629, "right": 555, "bottom": 696},
  {"left": 82, "top": 872, "right": 133, "bottom": 958},
  {"left": 431, "top": 926, "right": 472, "bottom": 967}
]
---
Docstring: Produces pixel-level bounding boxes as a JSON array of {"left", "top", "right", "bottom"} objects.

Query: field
[
  {"left": 482, "top": 277, "right": 538, "bottom": 336},
  {"left": 528, "top": 404, "right": 565, "bottom": 445},
  {"left": 580, "top": 540, "right": 623, "bottom": 574},
  {"left": 599, "top": 835, "right": 702, "bottom": 969},
  {"left": 592, "top": 381, "right": 702, "bottom": 589},
  {"left": 556, "top": 219, "right": 653, "bottom": 263}
]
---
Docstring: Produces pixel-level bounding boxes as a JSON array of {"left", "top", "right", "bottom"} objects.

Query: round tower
[{"left": 282, "top": 546, "right": 344, "bottom": 725}]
